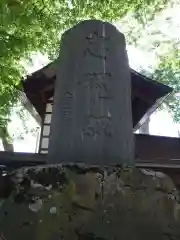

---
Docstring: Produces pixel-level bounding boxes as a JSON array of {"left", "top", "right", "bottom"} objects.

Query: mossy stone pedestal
[{"left": 0, "top": 165, "right": 180, "bottom": 240}]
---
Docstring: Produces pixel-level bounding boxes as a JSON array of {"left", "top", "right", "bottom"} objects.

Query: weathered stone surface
[
  {"left": 48, "top": 20, "right": 134, "bottom": 164},
  {"left": 0, "top": 165, "right": 180, "bottom": 240}
]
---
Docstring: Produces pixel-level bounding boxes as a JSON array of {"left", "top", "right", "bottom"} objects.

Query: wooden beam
[
  {"left": 0, "top": 152, "right": 46, "bottom": 169},
  {"left": 135, "top": 134, "right": 180, "bottom": 167},
  {"left": 0, "top": 134, "right": 180, "bottom": 170}
]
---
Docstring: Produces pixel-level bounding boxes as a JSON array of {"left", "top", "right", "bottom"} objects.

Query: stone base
[{"left": 0, "top": 165, "right": 180, "bottom": 240}]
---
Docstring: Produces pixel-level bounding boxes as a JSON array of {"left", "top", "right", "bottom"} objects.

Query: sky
[{"left": 2, "top": 3, "right": 180, "bottom": 152}]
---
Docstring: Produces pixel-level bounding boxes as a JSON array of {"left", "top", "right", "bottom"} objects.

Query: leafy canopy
[
  {"left": 119, "top": 8, "right": 180, "bottom": 122},
  {"left": 0, "top": 0, "right": 169, "bottom": 129}
]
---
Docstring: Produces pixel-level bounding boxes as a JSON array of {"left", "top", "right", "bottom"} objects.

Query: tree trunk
[
  {"left": 2, "top": 136, "right": 14, "bottom": 152},
  {"left": 0, "top": 92, "right": 41, "bottom": 152},
  {"left": 0, "top": 126, "right": 14, "bottom": 152}
]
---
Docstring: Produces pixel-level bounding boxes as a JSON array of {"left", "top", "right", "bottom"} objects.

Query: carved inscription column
[{"left": 48, "top": 20, "right": 134, "bottom": 164}]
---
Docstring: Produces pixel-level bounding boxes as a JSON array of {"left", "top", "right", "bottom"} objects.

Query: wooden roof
[{"left": 22, "top": 60, "right": 172, "bottom": 129}]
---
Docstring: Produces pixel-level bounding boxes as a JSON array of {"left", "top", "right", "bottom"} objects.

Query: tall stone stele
[
  {"left": 1, "top": 20, "right": 180, "bottom": 240},
  {"left": 48, "top": 20, "right": 134, "bottom": 164}
]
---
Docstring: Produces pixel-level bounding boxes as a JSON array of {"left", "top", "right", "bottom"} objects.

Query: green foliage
[
  {"left": 153, "top": 45, "right": 180, "bottom": 122},
  {"left": 119, "top": 6, "right": 180, "bottom": 123},
  {"left": 0, "top": 0, "right": 170, "bottom": 133}
]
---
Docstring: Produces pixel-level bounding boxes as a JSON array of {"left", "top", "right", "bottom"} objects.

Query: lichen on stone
[{"left": 0, "top": 164, "right": 180, "bottom": 240}]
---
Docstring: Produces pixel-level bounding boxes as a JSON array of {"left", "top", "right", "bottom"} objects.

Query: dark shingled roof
[{"left": 22, "top": 60, "right": 172, "bottom": 130}]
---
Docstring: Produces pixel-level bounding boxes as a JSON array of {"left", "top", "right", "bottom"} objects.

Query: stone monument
[
  {"left": 0, "top": 166, "right": 180, "bottom": 240},
  {"left": 0, "top": 20, "right": 180, "bottom": 240},
  {"left": 48, "top": 20, "right": 134, "bottom": 164}
]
